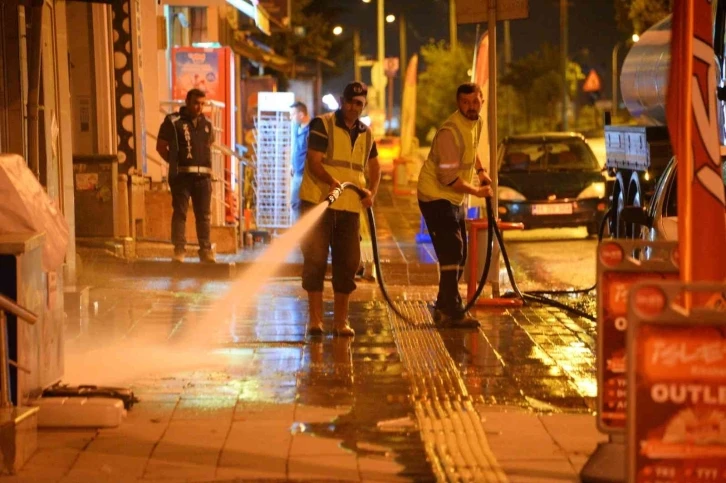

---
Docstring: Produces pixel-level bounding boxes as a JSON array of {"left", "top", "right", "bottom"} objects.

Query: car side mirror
[{"left": 620, "top": 206, "right": 652, "bottom": 228}]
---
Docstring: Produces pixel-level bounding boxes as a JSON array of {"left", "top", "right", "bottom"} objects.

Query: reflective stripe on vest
[
  {"left": 298, "top": 112, "right": 372, "bottom": 213},
  {"left": 417, "top": 111, "right": 483, "bottom": 206}
]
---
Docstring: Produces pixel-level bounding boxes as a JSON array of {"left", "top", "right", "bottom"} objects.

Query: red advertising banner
[
  {"left": 628, "top": 281, "right": 726, "bottom": 483},
  {"left": 600, "top": 272, "right": 679, "bottom": 430},
  {"left": 597, "top": 241, "right": 679, "bottom": 434},
  {"left": 666, "top": 0, "right": 726, "bottom": 287}
]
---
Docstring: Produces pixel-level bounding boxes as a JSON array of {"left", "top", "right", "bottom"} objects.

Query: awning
[
  {"left": 159, "top": 0, "right": 272, "bottom": 35},
  {"left": 232, "top": 33, "right": 291, "bottom": 73}
]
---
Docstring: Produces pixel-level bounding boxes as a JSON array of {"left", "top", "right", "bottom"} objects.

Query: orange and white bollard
[{"left": 466, "top": 218, "right": 525, "bottom": 307}]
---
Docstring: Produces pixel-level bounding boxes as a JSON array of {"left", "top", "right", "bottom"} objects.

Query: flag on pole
[
  {"left": 473, "top": 31, "right": 490, "bottom": 172},
  {"left": 666, "top": 0, "right": 726, "bottom": 289},
  {"left": 400, "top": 54, "right": 418, "bottom": 158}
]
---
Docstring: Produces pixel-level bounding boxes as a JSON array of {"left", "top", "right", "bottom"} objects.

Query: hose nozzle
[
  {"left": 327, "top": 182, "right": 366, "bottom": 206},
  {"left": 326, "top": 186, "right": 343, "bottom": 205}
]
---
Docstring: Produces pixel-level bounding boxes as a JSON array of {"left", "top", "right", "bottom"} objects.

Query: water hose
[
  {"left": 328, "top": 183, "right": 598, "bottom": 323},
  {"left": 328, "top": 183, "right": 411, "bottom": 321}
]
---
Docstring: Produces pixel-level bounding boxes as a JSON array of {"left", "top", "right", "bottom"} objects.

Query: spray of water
[{"left": 63, "top": 202, "right": 330, "bottom": 386}]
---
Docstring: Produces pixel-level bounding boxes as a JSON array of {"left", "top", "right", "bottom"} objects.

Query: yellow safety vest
[
  {"left": 299, "top": 112, "right": 373, "bottom": 213},
  {"left": 417, "top": 110, "right": 483, "bottom": 206}
]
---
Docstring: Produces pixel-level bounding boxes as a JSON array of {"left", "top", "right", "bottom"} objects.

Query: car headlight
[
  {"left": 577, "top": 182, "right": 606, "bottom": 199},
  {"left": 498, "top": 186, "right": 526, "bottom": 201}
]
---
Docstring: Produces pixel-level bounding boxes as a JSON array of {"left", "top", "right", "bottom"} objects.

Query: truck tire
[{"left": 612, "top": 171, "right": 643, "bottom": 239}]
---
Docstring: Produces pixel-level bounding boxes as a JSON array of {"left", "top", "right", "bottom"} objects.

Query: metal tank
[{"left": 619, "top": 16, "right": 672, "bottom": 126}]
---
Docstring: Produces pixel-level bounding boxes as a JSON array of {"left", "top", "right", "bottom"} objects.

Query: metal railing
[{"left": 0, "top": 294, "right": 38, "bottom": 408}]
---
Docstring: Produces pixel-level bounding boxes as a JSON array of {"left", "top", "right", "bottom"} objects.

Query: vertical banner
[
  {"left": 666, "top": 0, "right": 726, "bottom": 289},
  {"left": 399, "top": 54, "right": 418, "bottom": 158},
  {"left": 112, "top": 0, "right": 139, "bottom": 174},
  {"left": 473, "top": 31, "right": 490, "bottom": 171},
  {"left": 131, "top": 0, "right": 146, "bottom": 174}
]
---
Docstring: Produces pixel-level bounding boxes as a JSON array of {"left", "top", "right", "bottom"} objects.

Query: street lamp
[
  {"left": 333, "top": 25, "right": 343, "bottom": 36},
  {"left": 386, "top": 14, "right": 395, "bottom": 23},
  {"left": 612, "top": 34, "right": 640, "bottom": 113},
  {"left": 360, "top": 0, "right": 385, "bottom": 122}
]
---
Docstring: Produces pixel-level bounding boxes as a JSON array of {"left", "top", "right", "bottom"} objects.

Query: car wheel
[{"left": 587, "top": 223, "right": 599, "bottom": 238}]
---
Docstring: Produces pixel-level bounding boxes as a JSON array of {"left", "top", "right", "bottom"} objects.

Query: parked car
[{"left": 497, "top": 133, "right": 608, "bottom": 236}]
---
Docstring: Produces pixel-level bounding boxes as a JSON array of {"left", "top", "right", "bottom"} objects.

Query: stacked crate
[{"left": 253, "top": 92, "right": 294, "bottom": 230}]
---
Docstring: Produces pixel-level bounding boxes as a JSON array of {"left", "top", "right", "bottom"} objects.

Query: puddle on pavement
[
  {"left": 288, "top": 312, "right": 436, "bottom": 481},
  {"left": 438, "top": 309, "right": 596, "bottom": 412}
]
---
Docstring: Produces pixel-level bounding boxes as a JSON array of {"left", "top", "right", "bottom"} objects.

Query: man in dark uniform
[{"left": 156, "top": 88, "right": 216, "bottom": 263}]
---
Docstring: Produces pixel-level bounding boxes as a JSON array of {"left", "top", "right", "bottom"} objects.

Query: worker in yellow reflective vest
[
  {"left": 298, "top": 82, "right": 381, "bottom": 337},
  {"left": 417, "top": 83, "right": 493, "bottom": 327}
]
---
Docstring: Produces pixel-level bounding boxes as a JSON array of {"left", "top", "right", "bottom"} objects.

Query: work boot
[
  {"left": 307, "top": 292, "right": 324, "bottom": 336},
  {"left": 449, "top": 310, "right": 480, "bottom": 328},
  {"left": 332, "top": 292, "right": 355, "bottom": 337},
  {"left": 199, "top": 249, "right": 216, "bottom": 264},
  {"left": 172, "top": 249, "right": 186, "bottom": 263}
]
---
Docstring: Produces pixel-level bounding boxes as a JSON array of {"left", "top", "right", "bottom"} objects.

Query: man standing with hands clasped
[
  {"left": 417, "top": 83, "right": 493, "bottom": 327},
  {"left": 156, "top": 88, "right": 216, "bottom": 264},
  {"left": 298, "top": 81, "right": 381, "bottom": 337}
]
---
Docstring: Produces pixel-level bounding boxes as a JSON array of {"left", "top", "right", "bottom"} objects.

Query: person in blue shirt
[{"left": 290, "top": 101, "right": 310, "bottom": 222}]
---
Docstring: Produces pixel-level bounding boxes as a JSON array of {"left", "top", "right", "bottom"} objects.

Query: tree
[
  {"left": 615, "top": 0, "right": 672, "bottom": 34},
  {"left": 267, "top": 0, "right": 344, "bottom": 61},
  {"left": 501, "top": 43, "right": 584, "bottom": 132},
  {"left": 415, "top": 41, "right": 473, "bottom": 142}
]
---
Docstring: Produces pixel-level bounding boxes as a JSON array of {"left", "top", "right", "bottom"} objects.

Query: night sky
[{"left": 324, "top": 0, "right": 626, "bottom": 107}]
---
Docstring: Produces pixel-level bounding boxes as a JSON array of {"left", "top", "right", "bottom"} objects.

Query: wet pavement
[
  {"left": 10, "top": 270, "right": 603, "bottom": 482},
  {"left": 13, "top": 181, "right": 608, "bottom": 481}
]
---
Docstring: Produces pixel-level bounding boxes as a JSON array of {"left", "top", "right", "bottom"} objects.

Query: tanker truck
[{"left": 606, "top": 2, "right": 726, "bottom": 240}]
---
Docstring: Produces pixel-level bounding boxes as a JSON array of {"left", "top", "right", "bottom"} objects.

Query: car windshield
[{"left": 500, "top": 139, "right": 599, "bottom": 173}]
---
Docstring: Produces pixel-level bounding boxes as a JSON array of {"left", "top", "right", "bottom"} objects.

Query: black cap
[{"left": 343, "top": 81, "right": 368, "bottom": 100}]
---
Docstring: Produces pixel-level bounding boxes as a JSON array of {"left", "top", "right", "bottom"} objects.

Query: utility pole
[
  {"left": 449, "top": 0, "right": 458, "bottom": 50},
  {"left": 354, "top": 28, "right": 362, "bottom": 82},
  {"left": 504, "top": 20, "right": 512, "bottom": 136},
  {"left": 560, "top": 0, "right": 569, "bottom": 131},
  {"left": 387, "top": 74, "right": 394, "bottom": 133},
  {"left": 399, "top": 12, "right": 407, "bottom": 102},
  {"left": 377, "top": 0, "right": 385, "bottom": 116}
]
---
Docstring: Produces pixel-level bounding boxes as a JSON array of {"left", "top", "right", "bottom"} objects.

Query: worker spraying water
[{"left": 297, "top": 81, "right": 381, "bottom": 337}]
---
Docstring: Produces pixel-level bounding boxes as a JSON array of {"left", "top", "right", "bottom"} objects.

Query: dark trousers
[
  {"left": 170, "top": 173, "right": 213, "bottom": 252},
  {"left": 419, "top": 199, "right": 468, "bottom": 315},
  {"left": 300, "top": 201, "right": 361, "bottom": 294}
]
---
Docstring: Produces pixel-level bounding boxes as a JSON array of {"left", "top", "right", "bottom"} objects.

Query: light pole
[
  {"left": 560, "top": 0, "right": 569, "bottom": 131},
  {"left": 377, "top": 0, "right": 385, "bottom": 115},
  {"left": 399, "top": 12, "right": 407, "bottom": 102},
  {"left": 612, "top": 33, "right": 639, "bottom": 114},
  {"left": 449, "top": 0, "right": 457, "bottom": 50}
]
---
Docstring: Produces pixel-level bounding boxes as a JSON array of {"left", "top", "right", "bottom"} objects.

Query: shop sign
[
  {"left": 597, "top": 240, "right": 679, "bottom": 433},
  {"left": 627, "top": 281, "right": 726, "bottom": 482}
]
